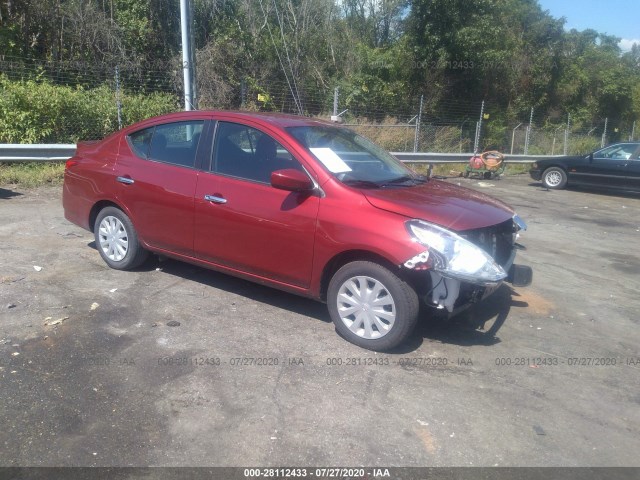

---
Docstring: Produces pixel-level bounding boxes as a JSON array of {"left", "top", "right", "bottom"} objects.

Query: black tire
[
  {"left": 94, "top": 206, "right": 148, "bottom": 270},
  {"left": 541, "top": 166, "right": 567, "bottom": 189},
  {"left": 463, "top": 170, "right": 470, "bottom": 178},
  {"left": 327, "top": 261, "right": 419, "bottom": 351}
]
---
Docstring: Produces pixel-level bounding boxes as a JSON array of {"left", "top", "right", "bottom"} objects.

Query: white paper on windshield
[{"left": 310, "top": 148, "right": 352, "bottom": 173}]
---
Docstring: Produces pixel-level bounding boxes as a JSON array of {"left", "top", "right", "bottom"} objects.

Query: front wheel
[
  {"left": 94, "top": 206, "right": 148, "bottom": 270},
  {"left": 327, "top": 261, "right": 419, "bottom": 351},
  {"left": 541, "top": 167, "right": 567, "bottom": 189}
]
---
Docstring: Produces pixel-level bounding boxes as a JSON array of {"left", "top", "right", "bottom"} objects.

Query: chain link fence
[{"left": 1, "top": 56, "right": 637, "bottom": 154}]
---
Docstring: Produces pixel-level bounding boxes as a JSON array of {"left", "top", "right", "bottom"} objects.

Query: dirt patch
[
  {"left": 511, "top": 288, "right": 555, "bottom": 316},
  {"left": 414, "top": 426, "right": 437, "bottom": 454}
]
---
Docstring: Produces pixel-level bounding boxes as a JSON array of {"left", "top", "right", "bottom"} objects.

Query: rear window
[
  {"left": 128, "top": 121, "right": 204, "bottom": 168},
  {"left": 129, "top": 128, "right": 153, "bottom": 158}
]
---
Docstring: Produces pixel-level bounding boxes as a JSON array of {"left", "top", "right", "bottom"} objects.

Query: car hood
[{"left": 362, "top": 180, "right": 514, "bottom": 231}]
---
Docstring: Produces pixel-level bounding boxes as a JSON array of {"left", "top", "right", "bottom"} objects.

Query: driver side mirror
[
  {"left": 271, "top": 169, "right": 314, "bottom": 192},
  {"left": 588, "top": 153, "right": 593, "bottom": 163}
]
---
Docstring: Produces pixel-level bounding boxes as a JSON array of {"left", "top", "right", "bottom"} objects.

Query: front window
[
  {"left": 594, "top": 143, "right": 639, "bottom": 160},
  {"left": 287, "top": 125, "right": 423, "bottom": 188},
  {"left": 212, "top": 122, "right": 302, "bottom": 183}
]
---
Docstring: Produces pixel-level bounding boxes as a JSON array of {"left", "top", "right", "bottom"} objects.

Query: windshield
[{"left": 287, "top": 125, "right": 423, "bottom": 188}]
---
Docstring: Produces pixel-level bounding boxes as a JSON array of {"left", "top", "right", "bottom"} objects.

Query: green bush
[{"left": 0, "top": 75, "right": 178, "bottom": 143}]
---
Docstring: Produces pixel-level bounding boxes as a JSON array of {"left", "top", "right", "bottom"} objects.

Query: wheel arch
[
  {"left": 89, "top": 200, "right": 128, "bottom": 233},
  {"left": 319, "top": 250, "right": 400, "bottom": 302},
  {"left": 542, "top": 163, "right": 568, "bottom": 172}
]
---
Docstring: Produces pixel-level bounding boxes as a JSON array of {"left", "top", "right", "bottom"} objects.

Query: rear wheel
[
  {"left": 94, "top": 206, "right": 148, "bottom": 270},
  {"left": 541, "top": 167, "right": 567, "bottom": 189},
  {"left": 327, "top": 261, "right": 419, "bottom": 351}
]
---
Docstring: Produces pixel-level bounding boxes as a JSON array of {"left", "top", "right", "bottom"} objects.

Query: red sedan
[{"left": 63, "top": 111, "right": 531, "bottom": 350}]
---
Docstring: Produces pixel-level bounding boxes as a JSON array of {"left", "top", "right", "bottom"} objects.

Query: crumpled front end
[{"left": 401, "top": 215, "right": 532, "bottom": 313}]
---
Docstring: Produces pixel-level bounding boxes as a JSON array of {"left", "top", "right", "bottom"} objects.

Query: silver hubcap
[
  {"left": 336, "top": 276, "right": 396, "bottom": 339},
  {"left": 545, "top": 170, "right": 562, "bottom": 187},
  {"left": 98, "top": 216, "right": 129, "bottom": 262}
]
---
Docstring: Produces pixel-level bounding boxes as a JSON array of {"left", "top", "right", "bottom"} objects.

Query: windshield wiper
[
  {"left": 342, "top": 179, "right": 381, "bottom": 189},
  {"left": 381, "top": 175, "right": 428, "bottom": 186}
]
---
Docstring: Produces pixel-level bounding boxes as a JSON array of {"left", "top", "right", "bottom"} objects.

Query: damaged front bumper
[
  {"left": 408, "top": 263, "right": 532, "bottom": 313},
  {"left": 402, "top": 230, "right": 532, "bottom": 313},
  {"left": 401, "top": 214, "right": 532, "bottom": 313}
]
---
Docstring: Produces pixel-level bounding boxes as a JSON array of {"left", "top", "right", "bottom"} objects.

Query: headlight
[
  {"left": 532, "top": 162, "right": 538, "bottom": 169},
  {"left": 405, "top": 220, "right": 507, "bottom": 284}
]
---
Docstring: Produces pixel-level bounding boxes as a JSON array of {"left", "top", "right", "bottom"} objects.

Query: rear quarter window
[
  {"left": 127, "top": 121, "right": 204, "bottom": 168},
  {"left": 128, "top": 128, "right": 154, "bottom": 158}
]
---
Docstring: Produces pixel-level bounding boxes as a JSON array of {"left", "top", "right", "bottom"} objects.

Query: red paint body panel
[
  {"left": 62, "top": 136, "right": 122, "bottom": 230},
  {"left": 362, "top": 180, "right": 514, "bottom": 231},
  {"left": 62, "top": 110, "right": 518, "bottom": 301},
  {"left": 114, "top": 143, "right": 197, "bottom": 256},
  {"left": 308, "top": 178, "right": 425, "bottom": 298},
  {"left": 194, "top": 172, "right": 319, "bottom": 288}
]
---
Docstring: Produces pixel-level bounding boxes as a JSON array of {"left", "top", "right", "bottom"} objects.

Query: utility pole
[
  {"left": 180, "top": 0, "right": 196, "bottom": 110},
  {"left": 631, "top": 121, "right": 636, "bottom": 141},
  {"left": 601, "top": 118, "right": 608, "bottom": 147}
]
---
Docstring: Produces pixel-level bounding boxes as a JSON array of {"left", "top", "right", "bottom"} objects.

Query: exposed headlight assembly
[{"left": 405, "top": 220, "right": 507, "bottom": 285}]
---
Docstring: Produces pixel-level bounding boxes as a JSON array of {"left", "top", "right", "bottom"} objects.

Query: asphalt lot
[{"left": 0, "top": 174, "right": 638, "bottom": 468}]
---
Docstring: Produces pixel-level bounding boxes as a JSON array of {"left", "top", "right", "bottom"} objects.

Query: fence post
[
  {"left": 511, "top": 123, "right": 522, "bottom": 155},
  {"left": 240, "top": 79, "right": 247, "bottom": 109},
  {"left": 459, "top": 119, "right": 469, "bottom": 153},
  {"left": 551, "top": 125, "right": 562, "bottom": 155},
  {"left": 413, "top": 95, "right": 424, "bottom": 153},
  {"left": 601, "top": 117, "right": 608, "bottom": 147},
  {"left": 115, "top": 66, "right": 122, "bottom": 130},
  {"left": 563, "top": 113, "right": 571, "bottom": 155},
  {"left": 524, "top": 107, "right": 534, "bottom": 155},
  {"left": 631, "top": 121, "right": 636, "bottom": 141},
  {"left": 333, "top": 87, "right": 339, "bottom": 117},
  {"left": 473, "top": 100, "right": 485, "bottom": 154}
]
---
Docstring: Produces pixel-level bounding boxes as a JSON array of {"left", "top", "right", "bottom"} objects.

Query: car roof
[{"left": 134, "top": 110, "right": 337, "bottom": 129}]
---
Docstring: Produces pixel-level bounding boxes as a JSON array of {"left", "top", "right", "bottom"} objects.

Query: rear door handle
[
  {"left": 116, "top": 176, "right": 135, "bottom": 185},
  {"left": 204, "top": 194, "right": 227, "bottom": 204}
]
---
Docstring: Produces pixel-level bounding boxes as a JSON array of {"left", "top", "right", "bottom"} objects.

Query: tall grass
[{"left": 0, "top": 162, "right": 65, "bottom": 187}]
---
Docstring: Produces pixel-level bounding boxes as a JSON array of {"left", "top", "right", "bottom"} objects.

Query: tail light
[{"left": 65, "top": 159, "right": 79, "bottom": 170}]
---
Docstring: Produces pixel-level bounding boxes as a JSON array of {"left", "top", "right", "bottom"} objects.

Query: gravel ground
[{"left": 0, "top": 176, "right": 638, "bottom": 469}]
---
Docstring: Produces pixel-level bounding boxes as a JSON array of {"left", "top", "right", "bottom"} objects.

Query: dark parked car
[
  {"left": 63, "top": 111, "right": 531, "bottom": 350},
  {"left": 530, "top": 142, "right": 640, "bottom": 191}
]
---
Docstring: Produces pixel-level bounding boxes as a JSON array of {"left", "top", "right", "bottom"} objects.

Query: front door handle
[
  {"left": 204, "top": 194, "right": 227, "bottom": 204},
  {"left": 116, "top": 176, "right": 135, "bottom": 185}
]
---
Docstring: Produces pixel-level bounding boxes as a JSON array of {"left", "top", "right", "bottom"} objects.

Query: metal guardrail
[
  {"left": 0, "top": 144, "right": 76, "bottom": 162},
  {"left": 0, "top": 144, "right": 558, "bottom": 163},
  {"left": 392, "top": 152, "right": 560, "bottom": 163}
]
